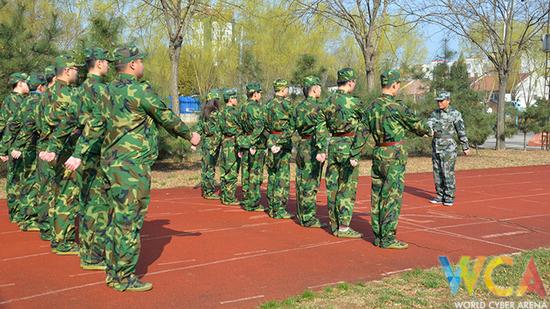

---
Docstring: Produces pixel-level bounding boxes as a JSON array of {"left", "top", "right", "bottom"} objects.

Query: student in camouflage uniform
[
  {"left": 35, "top": 65, "right": 59, "bottom": 241},
  {"left": 10, "top": 74, "right": 47, "bottom": 231},
  {"left": 427, "top": 91, "right": 470, "bottom": 206},
  {"left": 0, "top": 73, "right": 29, "bottom": 224},
  {"left": 219, "top": 89, "right": 242, "bottom": 205},
  {"left": 237, "top": 83, "right": 266, "bottom": 212},
  {"left": 265, "top": 79, "right": 294, "bottom": 219},
  {"left": 101, "top": 44, "right": 200, "bottom": 292},
  {"left": 61, "top": 48, "right": 112, "bottom": 270},
  {"left": 319, "top": 68, "right": 364, "bottom": 238},
  {"left": 357, "top": 69, "right": 431, "bottom": 249},
  {"left": 197, "top": 90, "right": 222, "bottom": 199},
  {"left": 294, "top": 76, "right": 326, "bottom": 228},
  {"left": 39, "top": 55, "right": 84, "bottom": 255}
]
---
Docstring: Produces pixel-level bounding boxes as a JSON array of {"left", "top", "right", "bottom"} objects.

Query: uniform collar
[
  {"left": 87, "top": 73, "right": 103, "bottom": 82},
  {"left": 382, "top": 93, "right": 395, "bottom": 99},
  {"left": 118, "top": 73, "right": 137, "bottom": 82}
]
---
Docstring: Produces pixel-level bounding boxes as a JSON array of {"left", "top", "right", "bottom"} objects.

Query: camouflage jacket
[
  {"left": 294, "top": 96, "right": 327, "bottom": 151},
  {"left": 353, "top": 94, "right": 430, "bottom": 158},
  {"left": 42, "top": 79, "right": 82, "bottom": 153},
  {"left": 9, "top": 92, "right": 43, "bottom": 152},
  {"left": 0, "top": 92, "right": 27, "bottom": 154},
  {"left": 197, "top": 109, "right": 222, "bottom": 141},
  {"left": 427, "top": 106, "right": 469, "bottom": 153},
  {"left": 237, "top": 99, "right": 267, "bottom": 149},
  {"left": 318, "top": 89, "right": 363, "bottom": 157},
  {"left": 71, "top": 74, "right": 109, "bottom": 160},
  {"left": 101, "top": 73, "right": 191, "bottom": 167},
  {"left": 264, "top": 95, "right": 294, "bottom": 149},
  {"left": 219, "top": 104, "right": 242, "bottom": 138}
]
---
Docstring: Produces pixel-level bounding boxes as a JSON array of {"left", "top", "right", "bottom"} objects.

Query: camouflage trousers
[
  {"left": 35, "top": 156, "right": 58, "bottom": 239},
  {"left": 17, "top": 149, "right": 40, "bottom": 228},
  {"left": 240, "top": 149, "right": 249, "bottom": 199},
  {"left": 241, "top": 148, "right": 265, "bottom": 210},
  {"left": 295, "top": 138, "right": 323, "bottom": 225},
  {"left": 432, "top": 151, "right": 457, "bottom": 201},
  {"left": 104, "top": 164, "right": 152, "bottom": 288},
  {"left": 220, "top": 137, "right": 240, "bottom": 204},
  {"left": 6, "top": 157, "right": 24, "bottom": 222},
  {"left": 200, "top": 137, "right": 220, "bottom": 198},
  {"left": 266, "top": 145, "right": 291, "bottom": 217},
  {"left": 371, "top": 145, "right": 407, "bottom": 247},
  {"left": 51, "top": 138, "right": 80, "bottom": 251},
  {"left": 326, "top": 137, "right": 359, "bottom": 232},
  {"left": 79, "top": 153, "right": 109, "bottom": 264}
]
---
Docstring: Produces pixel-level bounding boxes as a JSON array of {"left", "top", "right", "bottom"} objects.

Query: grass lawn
[{"left": 260, "top": 248, "right": 550, "bottom": 308}]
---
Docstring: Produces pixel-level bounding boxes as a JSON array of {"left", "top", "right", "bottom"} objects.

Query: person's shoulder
[{"left": 449, "top": 106, "right": 462, "bottom": 117}]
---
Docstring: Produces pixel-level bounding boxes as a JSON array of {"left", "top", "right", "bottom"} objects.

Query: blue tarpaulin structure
[{"left": 168, "top": 96, "right": 200, "bottom": 114}]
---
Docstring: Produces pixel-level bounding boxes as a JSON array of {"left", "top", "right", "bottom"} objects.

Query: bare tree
[
  {"left": 291, "top": 0, "right": 394, "bottom": 90},
  {"left": 142, "top": 0, "right": 203, "bottom": 114},
  {"left": 403, "top": 0, "right": 549, "bottom": 150}
]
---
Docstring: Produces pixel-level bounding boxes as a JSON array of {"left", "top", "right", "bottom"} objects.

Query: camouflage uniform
[
  {"left": 44, "top": 55, "right": 84, "bottom": 254},
  {"left": 197, "top": 90, "right": 222, "bottom": 199},
  {"left": 35, "top": 66, "right": 60, "bottom": 240},
  {"left": 320, "top": 68, "right": 363, "bottom": 237},
  {"left": 294, "top": 76, "right": 326, "bottom": 227},
  {"left": 0, "top": 73, "right": 29, "bottom": 223},
  {"left": 428, "top": 91, "right": 469, "bottom": 204},
  {"left": 359, "top": 70, "right": 431, "bottom": 248},
  {"left": 219, "top": 89, "right": 241, "bottom": 205},
  {"left": 11, "top": 74, "right": 47, "bottom": 230},
  {"left": 69, "top": 48, "right": 113, "bottom": 268},
  {"left": 265, "top": 79, "right": 294, "bottom": 218},
  {"left": 237, "top": 83, "right": 266, "bottom": 211},
  {"left": 102, "top": 45, "right": 193, "bottom": 291}
]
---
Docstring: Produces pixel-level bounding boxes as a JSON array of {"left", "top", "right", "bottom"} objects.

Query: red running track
[{"left": 0, "top": 165, "right": 549, "bottom": 308}]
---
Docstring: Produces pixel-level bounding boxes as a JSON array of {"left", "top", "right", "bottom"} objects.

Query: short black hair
[
  {"left": 337, "top": 80, "right": 348, "bottom": 87},
  {"left": 246, "top": 92, "right": 256, "bottom": 99},
  {"left": 115, "top": 62, "right": 127, "bottom": 73},
  {"left": 302, "top": 86, "right": 311, "bottom": 97},
  {"left": 86, "top": 58, "right": 98, "bottom": 71}
]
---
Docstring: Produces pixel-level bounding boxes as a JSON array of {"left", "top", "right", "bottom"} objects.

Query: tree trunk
[
  {"left": 495, "top": 73, "right": 507, "bottom": 150},
  {"left": 523, "top": 132, "right": 527, "bottom": 151},
  {"left": 168, "top": 45, "right": 181, "bottom": 115}
]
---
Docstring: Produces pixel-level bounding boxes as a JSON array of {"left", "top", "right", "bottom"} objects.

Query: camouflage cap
[
  {"left": 28, "top": 73, "right": 47, "bottom": 89},
  {"left": 273, "top": 79, "right": 289, "bottom": 92},
  {"left": 8, "top": 72, "right": 29, "bottom": 85},
  {"left": 380, "top": 69, "right": 401, "bottom": 87},
  {"left": 55, "top": 54, "right": 83, "bottom": 70},
  {"left": 337, "top": 67, "right": 356, "bottom": 83},
  {"left": 112, "top": 44, "right": 147, "bottom": 65},
  {"left": 246, "top": 82, "right": 262, "bottom": 94},
  {"left": 206, "top": 89, "right": 221, "bottom": 101},
  {"left": 435, "top": 91, "right": 451, "bottom": 101},
  {"left": 84, "top": 47, "right": 114, "bottom": 61},
  {"left": 303, "top": 75, "right": 321, "bottom": 88},
  {"left": 223, "top": 88, "right": 238, "bottom": 101},
  {"left": 44, "top": 65, "right": 56, "bottom": 81}
]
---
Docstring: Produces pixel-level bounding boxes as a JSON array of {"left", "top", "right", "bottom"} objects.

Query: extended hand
[
  {"left": 350, "top": 159, "right": 358, "bottom": 167},
  {"left": 0, "top": 156, "right": 8, "bottom": 162},
  {"left": 315, "top": 153, "right": 326, "bottom": 163},
  {"left": 190, "top": 132, "right": 201, "bottom": 146},
  {"left": 271, "top": 146, "right": 281, "bottom": 154},
  {"left": 463, "top": 148, "right": 471, "bottom": 156},
  {"left": 64, "top": 156, "right": 81, "bottom": 171},
  {"left": 10, "top": 150, "right": 21, "bottom": 159},
  {"left": 250, "top": 148, "right": 256, "bottom": 155},
  {"left": 237, "top": 151, "right": 243, "bottom": 158}
]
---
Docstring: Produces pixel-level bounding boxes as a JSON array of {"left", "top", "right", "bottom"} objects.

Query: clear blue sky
[{"left": 421, "top": 23, "right": 461, "bottom": 61}]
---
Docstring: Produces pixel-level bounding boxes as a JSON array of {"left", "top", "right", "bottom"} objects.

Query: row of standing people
[
  {"left": 1, "top": 45, "right": 201, "bottom": 292},
  {"left": 197, "top": 68, "right": 468, "bottom": 250}
]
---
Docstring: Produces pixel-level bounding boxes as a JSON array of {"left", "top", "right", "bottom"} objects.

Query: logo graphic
[{"left": 439, "top": 255, "right": 547, "bottom": 297}]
